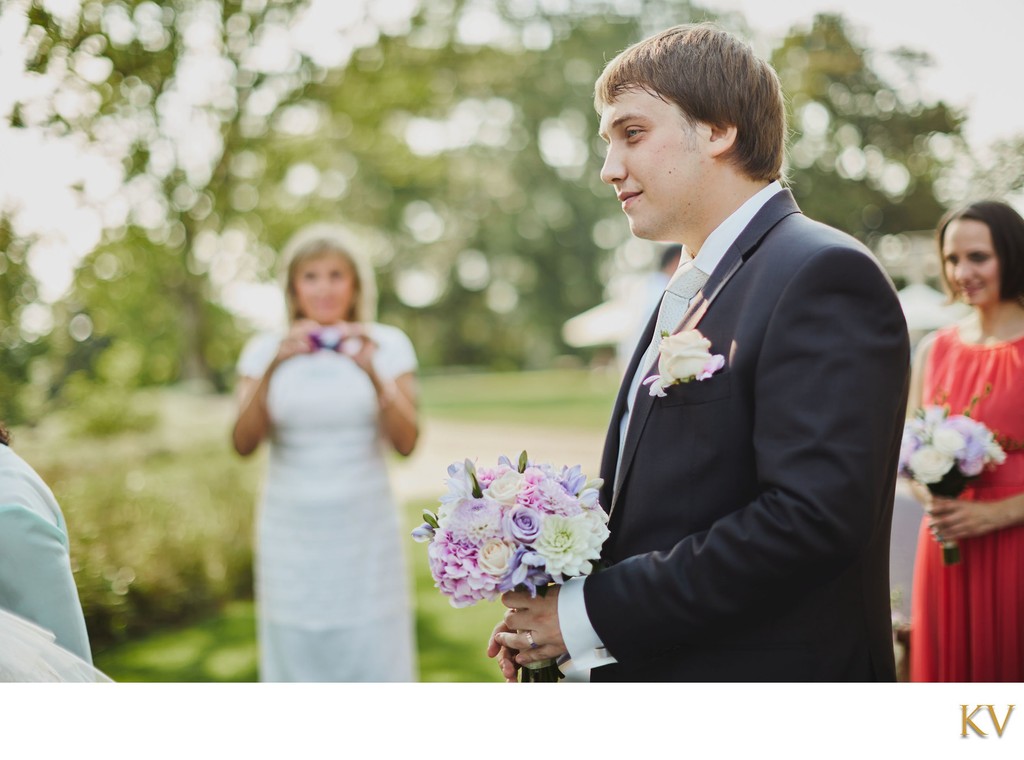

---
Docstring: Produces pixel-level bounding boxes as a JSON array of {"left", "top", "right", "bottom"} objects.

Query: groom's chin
[{"left": 625, "top": 215, "right": 668, "bottom": 244}]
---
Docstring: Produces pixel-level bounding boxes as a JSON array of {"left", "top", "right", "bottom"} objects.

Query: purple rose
[{"left": 504, "top": 505, "right": 543, "bottom": 544}]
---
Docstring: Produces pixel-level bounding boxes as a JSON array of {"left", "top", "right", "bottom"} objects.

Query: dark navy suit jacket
[{"left": 586, "top": 190, "right": 909, "bottom": 682}]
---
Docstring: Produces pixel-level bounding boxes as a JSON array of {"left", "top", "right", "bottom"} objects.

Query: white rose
[
  {"left": 484, "top": 470, "right": 523, "bottom": 506},
  {"left": 931, "top": 427, "right": 966, "bottom": 456},
  {"left": 477, "top": 539, "right": 516, "bottom": 578},
  {"left": 908, "top": 446, "right": 955, "bottom": 484},
  {"left": 658, "top": 330, "right": 713, "bottom": 381}
]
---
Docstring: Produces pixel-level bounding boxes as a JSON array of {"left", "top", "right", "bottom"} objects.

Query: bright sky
[{"left": 704, "top": 0, "right": 1023, "bottom": 149}]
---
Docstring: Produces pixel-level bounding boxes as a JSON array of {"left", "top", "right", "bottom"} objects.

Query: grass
[
  {"left": 418, "top": 367, "right": 620, "bottom": 430},
  {"left": 93, "top": 600, "right": 259, "bottom": 682},
  {"left": 94, "top": 496, "right": 508, "bottom": 683},
  {"left": 15, "top": 389, "right": 259, "bottom": 650},
  {"left": 77, "top": 367, "right": 619, "bottom": 682}
]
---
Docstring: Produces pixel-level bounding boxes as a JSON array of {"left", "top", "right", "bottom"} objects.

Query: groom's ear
[{"left": 707, "top": 123, "right": 738, "bottom": 159}]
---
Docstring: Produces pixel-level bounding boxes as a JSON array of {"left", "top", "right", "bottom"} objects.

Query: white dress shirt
[{"left": 558, "top": 181, "right": 783, "bottom": 674}]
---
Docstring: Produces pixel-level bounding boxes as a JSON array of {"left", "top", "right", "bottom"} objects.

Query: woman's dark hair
[
  {"left": 0, "top": 424, "right": 9, "bottom": 446},
  {"left": 937, "top": 200, "right": 1024, "bottom": 302}
]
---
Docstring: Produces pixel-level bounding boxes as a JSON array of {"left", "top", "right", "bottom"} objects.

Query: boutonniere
[{"left": 643, "top": 328, "right": 725, "bottom": 397}]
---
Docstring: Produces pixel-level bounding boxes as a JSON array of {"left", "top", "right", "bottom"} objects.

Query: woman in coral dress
[{"left": 909, "top": 200, "right": 1024, "bottom": 682}]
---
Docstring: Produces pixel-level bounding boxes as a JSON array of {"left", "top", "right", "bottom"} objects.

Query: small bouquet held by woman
[
  {"left": 899, "top": 406, "right": 1006, "bottom": 564},
  {"left": 412, "top": 451, "right": 609, "bottom": 681}
]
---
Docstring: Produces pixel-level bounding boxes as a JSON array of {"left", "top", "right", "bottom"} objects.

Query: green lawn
[
  {"left": 419, "top": 367, "right": 619, "bottom": 430},
  {"left": 86, "top": 367, "right": 618, "bottom": 682},
  {"left": 94, "top": 496, "right": 508, "bottom": 683},
  {"left": 93, "top": 599, "right": 259, "bottom": 682}
]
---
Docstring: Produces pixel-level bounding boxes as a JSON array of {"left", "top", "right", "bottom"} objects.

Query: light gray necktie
[
  {"left": 614, "top": 259, "right": 710, "bottom": 500},
  {"left": 639, "top": 262, "right": 710, "bottom": 373}
]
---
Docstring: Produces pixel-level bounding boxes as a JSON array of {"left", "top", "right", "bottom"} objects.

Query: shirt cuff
[{"left": 557, "top": 576, "right": 618, "bottom": 672}]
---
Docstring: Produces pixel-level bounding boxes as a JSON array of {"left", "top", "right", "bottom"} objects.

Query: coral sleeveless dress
[{"left": 909, "top": 325, "right": 1024, "bottom": 681}]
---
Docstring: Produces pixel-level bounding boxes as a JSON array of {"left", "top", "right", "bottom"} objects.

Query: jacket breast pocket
[{"left": 659, "top": 371, "right": 731, "bottom": 407}]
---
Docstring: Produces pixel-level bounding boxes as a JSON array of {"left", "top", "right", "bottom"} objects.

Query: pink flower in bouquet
[
  {"left": 445, "top": 498, "right": 503, "bottom": 544},
  {"left": 427, "top": 534, "right": 503, "bottom": 608}
]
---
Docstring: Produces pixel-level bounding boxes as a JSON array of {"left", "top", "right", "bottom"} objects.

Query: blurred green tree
[
  {"left": 32, "top": 0, "right": 328, "bottom": 393},
  {"left": 3, "top": 2, "right": 977, "bottom": 419},
  {"left": 966, "top": 135, "right": 1024, "bottom": 201},
  {"left": 773, "top": 13, "right": 966, "bottom": 249},
  {"left": 0, "top": 217, "right": 48, "bottom": 424}
]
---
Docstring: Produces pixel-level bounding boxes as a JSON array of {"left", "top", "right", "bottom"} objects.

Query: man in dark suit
[{"left": 488, "top": 23, "right": 910, "bottom": 681}]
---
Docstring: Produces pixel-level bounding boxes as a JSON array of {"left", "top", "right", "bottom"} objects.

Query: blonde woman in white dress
[{"left": 232, "top": 227, "right": 419, "bottom": 682}]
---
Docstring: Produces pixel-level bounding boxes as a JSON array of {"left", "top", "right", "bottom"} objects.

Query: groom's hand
[
  {"left": 486, "top": 620, "right": 520, "bottom": 683},
  {"left": 488, "top": 588, "right": 567, "bottom": 674}
]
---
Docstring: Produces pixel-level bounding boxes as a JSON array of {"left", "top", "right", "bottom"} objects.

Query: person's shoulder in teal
[{"left": 0, "top": 424, "right": 93, "bottom": 664}]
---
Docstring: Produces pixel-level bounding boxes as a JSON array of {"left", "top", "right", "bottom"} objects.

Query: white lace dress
[{"left": 237, "top": 324, "right": 417, "bottom": 682}]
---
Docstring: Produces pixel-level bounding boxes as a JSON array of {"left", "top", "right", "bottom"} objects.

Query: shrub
[{"left": 13, "top": 389, "right": 259, "bottom": 650}]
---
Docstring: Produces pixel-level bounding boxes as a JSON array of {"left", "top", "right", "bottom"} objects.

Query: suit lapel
[
  {"left": 608, "top": 189, "right": 801, "bottom": 515},
  {"left": 599, "top": 303, "right": 659, "bottom": 512},
  {"left": 676, "top": 190, "right": 801, "bottom": 334}
]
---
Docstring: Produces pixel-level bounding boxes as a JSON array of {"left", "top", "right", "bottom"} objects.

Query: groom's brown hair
[{"left": 594, "top": 22, "right": 786, "bottom": 183}]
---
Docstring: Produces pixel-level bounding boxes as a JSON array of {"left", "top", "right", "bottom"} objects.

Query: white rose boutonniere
[{"left": 643, "top": 328, "right": 725, "bottom": 397}]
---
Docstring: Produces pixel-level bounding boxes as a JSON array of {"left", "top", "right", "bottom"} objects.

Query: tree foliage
[
  {"left": 3, "top": 2, "right": 972, "bottom": 422},
  {"left": 773, "top": 14, "right": 965, "bottom": 243}
]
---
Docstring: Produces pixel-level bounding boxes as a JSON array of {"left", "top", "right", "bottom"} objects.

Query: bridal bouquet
[
  {"left": 899, "top": 406, "right": 1006, "bottom": 564},
  {"left": 412, "top": 451, "right": 608, "bottom": 681}
]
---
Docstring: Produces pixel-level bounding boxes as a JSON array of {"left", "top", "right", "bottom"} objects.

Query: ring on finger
[{"left": 526, "top": 631, "right": 539, "bottom": 650}]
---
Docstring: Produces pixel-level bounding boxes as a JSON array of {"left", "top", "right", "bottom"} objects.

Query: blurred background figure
[
  {"left": 562, "top": 245, "right": 686, "bottom": 375},
  {"left": 232, "top": 225, "right": 420, "bottom": 682},
  {"left": 0, "top": 422, "right": 106, "bottom": 680},
  {"left": 908, "top": 200, "right": 1024, "bottom": 682}
]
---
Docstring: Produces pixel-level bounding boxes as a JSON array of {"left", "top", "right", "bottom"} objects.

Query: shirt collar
[{"left": 684, "top": 181, "right": 783, "bottom": 277}]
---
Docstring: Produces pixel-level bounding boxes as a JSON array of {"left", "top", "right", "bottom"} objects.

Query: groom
[{"left": 488, "top": 23, "right": 910, "bottom": 681}]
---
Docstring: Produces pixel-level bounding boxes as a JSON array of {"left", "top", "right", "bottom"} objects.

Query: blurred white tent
[
  {"left": 562, "top": 298, "right": 631, "bottom": 348},
  {"left": 563, "top": 281, "right": 970, "bottom": 353},
  {"left": 563, "top": 269, "right": 669, "bottom": 356},
  {"left": 897, "top": 282, "right": 970, "bottom": 333}
]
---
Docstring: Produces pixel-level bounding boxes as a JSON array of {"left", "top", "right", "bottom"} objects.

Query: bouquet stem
[
  {"left": 520, "top": 658, "right": 563, "bottom": 683},
  {"left": 942, "top": 540, "right": 961, "bottom": 565}
]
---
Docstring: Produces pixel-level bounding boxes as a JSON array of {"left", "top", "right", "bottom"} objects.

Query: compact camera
[{"left": 308, "top": 327, "right": 344, "bottom": 351}]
